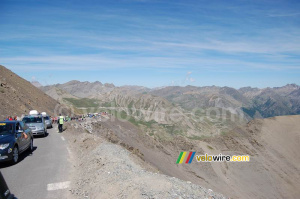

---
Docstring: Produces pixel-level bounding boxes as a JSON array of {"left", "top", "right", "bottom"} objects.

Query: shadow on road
[
  {"left": 33, "top": 132, "right": 49, "bottom": 139},
  {"left": 0, "top": 147, "right": 37, "bottom": 169}
]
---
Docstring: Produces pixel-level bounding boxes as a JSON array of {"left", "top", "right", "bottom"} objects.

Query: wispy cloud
[
  {"left": 0, "top": 0, "right": 299, "bottom": 87},
  {"left": 2, "top": 52, "right": 299, "bottom": 73},
  {"left": 267, "top": 12, "right": 300, "bottom": 17},
  {"left": 185, "top": 72, "right": 195, "bottom": 83}
]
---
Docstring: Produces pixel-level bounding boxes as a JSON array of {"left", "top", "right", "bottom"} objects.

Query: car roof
[
  {"left": 23, "top": 115, "right": 43, "bottom": 118},
  {"left": 0, "top": 121, "right": 18, "bottom": 124}
]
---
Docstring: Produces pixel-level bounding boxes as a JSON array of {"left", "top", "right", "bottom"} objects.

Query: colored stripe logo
[{"left": 176, "top": 151, "right": 196, "bottom": 164}]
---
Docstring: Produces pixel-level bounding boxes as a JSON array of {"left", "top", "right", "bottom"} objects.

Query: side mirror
[{"left": 17, "top": 130, "right": 24, "bottom": 134}]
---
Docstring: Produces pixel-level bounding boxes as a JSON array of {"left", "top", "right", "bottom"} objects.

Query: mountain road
[{"left": 0, "top": 126, "right": 71, "bottom": 199}]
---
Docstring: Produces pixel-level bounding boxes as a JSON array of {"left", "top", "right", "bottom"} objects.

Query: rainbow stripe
[
  {"left": 176, "top": 152, "right": 186, "bottom": 164},
  {"left": 186, "top": 152, "right": 196, "bottom": 164},
  {"left": 176, "top": 151, "right": 196, "bottom": 164}
]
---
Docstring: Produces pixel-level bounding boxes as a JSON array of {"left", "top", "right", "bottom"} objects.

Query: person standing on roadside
[{"left": 58, "top": 114, "right": 64, "bottom": 133}]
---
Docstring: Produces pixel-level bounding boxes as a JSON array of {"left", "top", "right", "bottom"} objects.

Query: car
[
  {"left": 22, "top": 115, "right": 47, "bottom": 137},
  {"left": 0, "top": 121, "right": 33, "bottom": 164},
  {"left": 43, "top": 115, "right": 53, "bottom": 129}
]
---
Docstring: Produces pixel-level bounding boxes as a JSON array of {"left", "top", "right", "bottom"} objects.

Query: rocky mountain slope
[
  {"left": 40, "top": 80, "right": 300, "bottom": 198},
  {"left": 150, "top": 85, "right": 249, "bottom": 110},
  {"left": 65, "top": 121, "right": 227, "bottom": 199},
  {"left": 41, "top": 85, "right": 79, "bottom": 103},
  {"left": 0, "top": 65, "right": 68, "bottom": 119},
  {"left": 200, "top": 115, "right": 300, "bottom": 199},
  {"left": 151, "top": 84, "right": 300, "bottom": 118},
  {"left": 31, "top": 81, "right": 42, "bottom": 88},
  {"left": 41, "top": 82, "right": 240, "bottom": 139},
  {"left": 39, "top": 80, "right": 299, "bottom": 143},
  {"left": 47, "top": 80, "right": 116, "bottom": 98},
  {"left": 69, "top": 115, "right": 300, "bottom": 199},
  {"left": 41, "top": 81, "right": 300, "bottom": 119}
]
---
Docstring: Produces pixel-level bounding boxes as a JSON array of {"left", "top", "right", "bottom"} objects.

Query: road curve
[{"left": 0, "top": 126, "right": 71, "bottom": 199}]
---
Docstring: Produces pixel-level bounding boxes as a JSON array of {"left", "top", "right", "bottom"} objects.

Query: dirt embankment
[
  {"left": 63, "top": 120, "right": 227, "bottom": 199},
  {"left": 0, "top": 65, "right": 69, "bottom": 119},
  {"left": 65, "top": 115, "right": 300, "bottom": 199}
]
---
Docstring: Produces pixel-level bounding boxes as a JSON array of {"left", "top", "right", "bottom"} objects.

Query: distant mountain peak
[
  {"left": 104, "top": 83, "right": 115, "bottom": 88},
  {"left": 31, "top": 81, "right": 42, "bottom": 88},
  {"left": 63, "top": 80, "right": 115, "bottom": 87},
  {"left": 284, "top": 83, "right": 299, "bottom": 88},
  {"left": 65, "top": 80, "right": 81, "bottom": 84}
]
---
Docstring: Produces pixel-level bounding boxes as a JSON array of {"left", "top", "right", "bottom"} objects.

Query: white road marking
[
  {"left": 67, "top": 147, "right": 72, "bottom": 155},
  {"left": 47, "top": 181, "right": 70, "bottom": 191},
  {"left": 61, "top": 136, "right": 65, "bottom": 141}
]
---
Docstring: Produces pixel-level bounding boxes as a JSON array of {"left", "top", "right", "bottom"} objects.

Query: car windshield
[
  {"left": 44, "top": 116, "right": 50, "bottom": 120},
  {"left": 23, "top": 117, "right": 43, "bottom": 123},
  {"left": 0, "top": 123, "right": 14, "bottom": 135}
]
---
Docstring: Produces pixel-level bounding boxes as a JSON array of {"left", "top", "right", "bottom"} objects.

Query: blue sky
[{"left": 0, "top": 0, "right": 299, "bottom": 88}]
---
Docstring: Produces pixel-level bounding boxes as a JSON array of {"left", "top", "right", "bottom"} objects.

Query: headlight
[{"left": 0, "top": 143, "right": 10, "bottom": 150}]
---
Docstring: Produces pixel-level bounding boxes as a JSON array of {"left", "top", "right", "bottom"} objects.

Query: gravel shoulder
[{"left": 63, "top": 121, "right": 227, "bottom": 199}]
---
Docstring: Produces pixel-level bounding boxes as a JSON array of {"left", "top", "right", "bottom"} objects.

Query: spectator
[{"left": 58, "top": 114, "right": 64, "bottom": 133}]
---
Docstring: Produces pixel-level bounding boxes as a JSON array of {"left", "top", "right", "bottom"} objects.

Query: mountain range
[{"left": 41, "top": 80, "right": 300, "bottom": 119}]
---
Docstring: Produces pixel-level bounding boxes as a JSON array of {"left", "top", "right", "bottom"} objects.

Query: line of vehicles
[{"left": 0, "top": 110, "right": 52, "bottom": 164}]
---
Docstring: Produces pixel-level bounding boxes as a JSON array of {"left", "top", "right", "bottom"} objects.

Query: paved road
[{"left": 0, "top": 126, "right": 71, "bottom": 199}]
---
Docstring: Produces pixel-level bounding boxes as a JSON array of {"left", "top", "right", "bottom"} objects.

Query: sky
[{"left": 0, "top": 0, "right": 300, "bottom": 88}]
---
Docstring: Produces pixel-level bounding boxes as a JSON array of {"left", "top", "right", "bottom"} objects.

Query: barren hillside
[
  {"left": 64, "top": 121, "right": 227, "bottom": 199},
  {"left": 73, "top": 115, "right": 300, "bottom": 199},
  {"left": 41, "top": 86, "right": 79, "bottom": 103},
  {"left": 0, "top": 65, "right": 68, "bottom": 119},
  {"left": 38, "top": 79, "right": 300, "bottom": 198},
  {"left": 151, "top": 84, "right": 300, "bottom": 118},
  {"left": 42, "top": 81, "right": 248, "bottom": 138}
]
